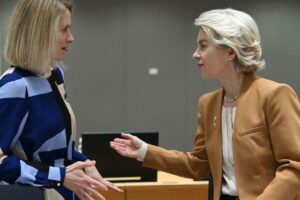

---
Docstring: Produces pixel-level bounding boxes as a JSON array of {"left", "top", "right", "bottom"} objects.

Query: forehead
[
  {"left": 59, "top": 9, "right": 72, "bottom": 26},
  {"left": 197, "top": 30, "right": 208, "bottom": 42}
]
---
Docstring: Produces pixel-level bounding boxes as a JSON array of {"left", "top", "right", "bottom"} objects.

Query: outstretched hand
[{"left": 110, "top": 133, "right": 143, "bottom": 159}]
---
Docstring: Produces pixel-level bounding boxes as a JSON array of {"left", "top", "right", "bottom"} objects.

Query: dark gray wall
[{"left": 1, "top": 0, "right": 299, "bottom": 151}]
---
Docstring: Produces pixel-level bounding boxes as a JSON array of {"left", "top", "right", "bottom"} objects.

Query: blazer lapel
[{"left": 206, "top": 90, "right": 224, "bottom": 198}]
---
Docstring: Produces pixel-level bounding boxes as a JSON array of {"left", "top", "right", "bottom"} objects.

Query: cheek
[
  {"left": 202, "top": 51, "right": 213, "bottom": 64},
  {"left": 205, "top": 49, "right": 224, "bottom": 64},
  {"left": 204, "top": 52, "right": 223, "bottom": 73},
  {"left": 56, "top": 34, "right": 66, "bottom": 45},
  {"left": 56, "top": 37, "right": 63, "bottom": 46}
]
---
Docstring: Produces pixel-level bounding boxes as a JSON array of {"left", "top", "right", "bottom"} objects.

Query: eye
[
  {"left": 200, "top": 43, "right": 207, "bottom": 49},
  {"left": 62, "top": 26, "right": 70, "bottom": 33},
  {"left": 197, "top": 43, "right": 207, "bottom": 52}
]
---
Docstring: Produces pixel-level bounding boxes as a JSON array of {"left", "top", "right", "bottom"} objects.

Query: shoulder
[
  {"left": 0, "top": 67, "right": 31, "bottom": 98},
  {"left": 248, "top": 76, "right": 298, "bottom": 99},
  {"left": 239, "top": 76, "right": 299, "bottom": 112},
  {"left": 0, "top": 67, "right": 32, "bottom": 84}
]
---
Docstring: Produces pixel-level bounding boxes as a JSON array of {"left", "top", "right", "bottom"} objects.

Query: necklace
[{"left": 224, "top": 94, "right": 239, "bottom": 102}]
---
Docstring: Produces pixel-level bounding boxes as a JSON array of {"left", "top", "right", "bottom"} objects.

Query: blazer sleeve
[
  {"left": 0, "top": 79, "right": 65, "bottom": 188},
  {"left": 72, "top": 145, "right": 88, "bottom": 162},
  {"left": 143, "top": 97, "right": 210, "bottom": 180},
  {"left": 257, "top": 84, "right": 300, "bottom": 200}
]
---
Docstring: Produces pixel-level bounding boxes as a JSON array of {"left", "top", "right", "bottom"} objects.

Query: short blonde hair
[
  {"left": 194, "top": 8, "right": 265, "bottom": 74},
  {"left": 5, "top": 0, "right": 73, "bottom": 75}
]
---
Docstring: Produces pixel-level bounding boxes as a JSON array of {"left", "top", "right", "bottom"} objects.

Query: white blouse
[{"left": 221, "top": 106, "right": 238, "bottom": 196}]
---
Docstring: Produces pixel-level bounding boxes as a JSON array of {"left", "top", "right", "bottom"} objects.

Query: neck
[{"left": 222, "top": 72, "right": 245, "bottom": 102}]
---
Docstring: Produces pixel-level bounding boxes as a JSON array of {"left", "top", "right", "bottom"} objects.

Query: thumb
[
  {"left": 121, "top": 133, "right": 143, "bottom": 148},
  {"left": 67, "top": 160, "right": 96, "bottom": 172}
]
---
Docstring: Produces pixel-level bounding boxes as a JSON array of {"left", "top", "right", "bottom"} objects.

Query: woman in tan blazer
[{"left": 110, "top": 8, "right": 300, "bottom": 200}]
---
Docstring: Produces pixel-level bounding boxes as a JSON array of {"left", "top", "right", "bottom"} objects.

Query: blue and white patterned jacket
[{"left": 0, "top": 66, "right": 87, "bottom": 199}]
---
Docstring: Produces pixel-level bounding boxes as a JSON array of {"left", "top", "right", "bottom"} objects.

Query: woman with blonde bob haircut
[
  {"left": 0, "top": 0, "right": 122, "bottom": 200},
  {"left": 110, "top": 8, "right": 300, "bottom": 200},
  {"left": 5, "top": 0, "right": 73, "bottom": 75}
]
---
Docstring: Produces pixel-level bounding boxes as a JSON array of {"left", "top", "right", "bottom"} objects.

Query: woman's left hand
[{"left": 84, "top": 161, "right": 123, "bottom": 193}]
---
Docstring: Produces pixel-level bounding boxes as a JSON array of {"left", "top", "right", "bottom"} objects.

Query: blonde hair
[
  {"left": 4, "top": 0, "right": 73, "bottom": 75},
  {"left": 194, "top": 8, "right": 265, "bottom": 74}
]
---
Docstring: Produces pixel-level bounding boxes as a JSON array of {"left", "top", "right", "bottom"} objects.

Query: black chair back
[{"left": 0, "top": 185, "right": 44, "bottom": 200}]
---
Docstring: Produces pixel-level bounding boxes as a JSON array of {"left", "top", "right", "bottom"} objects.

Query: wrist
[
  {"left": 48, "top": 166, "right": 65, "bottom": 188},
  {"left": 137, "top": 142, "right": 148, "bottom": 161}
]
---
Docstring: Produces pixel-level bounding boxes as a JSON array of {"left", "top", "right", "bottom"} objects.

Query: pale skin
[
  {"left": 110, "top": 30, "right": 245, "bottom": 157},
  {"left": 54, "top": 9, "right": 74, "bottom": 61},
  {"left": 55, "top": 10, "right": 122, "bottom": 200},
  {"left": 110, "top": 133, "right": 143, "bottom": 159}
]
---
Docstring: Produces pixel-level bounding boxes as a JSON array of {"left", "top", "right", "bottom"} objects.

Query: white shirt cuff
[{"left": 137, "top": 142, "right": 148, "bottom": 161}]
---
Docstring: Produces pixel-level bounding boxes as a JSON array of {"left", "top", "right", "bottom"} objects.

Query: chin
[
  {"left": 200, "top": 73, "right": 207, "bottom": 79},
  {"left": 55, "top": 56, "right": 65, "bottom": 62},
  {"left": 200, "top": 72, "right": 215, "bottom": 80}
]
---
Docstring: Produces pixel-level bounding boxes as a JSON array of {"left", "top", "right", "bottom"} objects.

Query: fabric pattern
[{"left": 0, "top": 66, "right": 87, "bottom": 199}]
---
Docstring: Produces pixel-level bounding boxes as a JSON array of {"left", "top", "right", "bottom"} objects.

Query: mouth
[
  {"left": 198, "top": 63, "right": 204, "bottom": 68},
  {"left": 62, "top": 47, "right": 68, "bottom": 52}
]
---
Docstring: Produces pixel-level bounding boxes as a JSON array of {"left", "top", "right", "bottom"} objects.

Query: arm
[
  {"left": 0, "top": 81, "right": 65, "bottom": 188},
  {"left": 72, "top": 142, "right": 88, "bottom": 162},
  {"left": 257, "top": 84, "right": 300, "bottom": 200},
  {"left": 143, "top": 97, "right": 210, "bottom": 179},
  {"left": 0, "top": 78, "right": 116, "bottom": 200},
  {"left": 143, "top": 130, "right": 210, "bottom": 179},
  {"left": 110, "top": 98, "right": 210, "bottom": 180}
]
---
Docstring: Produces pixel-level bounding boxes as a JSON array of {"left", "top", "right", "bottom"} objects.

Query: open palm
[{"left": 110, "top": 133, "right": 142, "bottom": 159}]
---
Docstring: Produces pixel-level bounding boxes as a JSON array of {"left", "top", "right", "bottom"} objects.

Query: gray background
[{"left": 1, "top": 0, "right": 299, "bottom": 151}]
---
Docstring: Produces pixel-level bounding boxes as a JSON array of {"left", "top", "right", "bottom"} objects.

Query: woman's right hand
[
  {"left": 110, "top": 133, "right": 144, "bottom": 159},
  {"left": 63, "top": 160, "right": 108, "bottom": 200}
]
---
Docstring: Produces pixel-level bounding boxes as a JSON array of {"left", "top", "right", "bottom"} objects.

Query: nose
[
  {"left": 192, "top": 49, "right": 200, "bottom": 60},
  {"left": 67, "top": 32, "right": 75, "bottom": 43}
]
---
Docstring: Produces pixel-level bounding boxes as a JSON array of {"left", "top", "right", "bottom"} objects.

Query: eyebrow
[
  {"left": 61, "top": 24, "right": 71, "bottom": 30},
  {"left": 198, "top": 39, "right": 208, "bottom": 43}
]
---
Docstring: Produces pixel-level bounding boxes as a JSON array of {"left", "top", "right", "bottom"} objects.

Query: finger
[
  {"left": 89, "top": 180, "right": 123, "bottom": 194},
  {"left": 113, "top": 138, "right": 132, "bottom": 146},
  {"left": 110, "top": 141, "right": 138, "bottom": 158},
  {"left": 110, "top": 143, "right": 130, "bottom": 157},
  {"left": 121, "top": 133, "right": 142, "bottom": 148},
  {"left": 97, "top": 178, "right": 123, "bottom": 192},
  {"left": 86, "top": 187, "right": 106, "bottom": 200},
  {"left": 77, "top": 191, "right": 86, "bottom": 200},
  {"left": 85, "top": 175, "right": 109, "bottom": 192},
  {"left": 85, "top": 194, "right": 91, "bottom": 200},
  {"left": 111, "top": 185, "right": 123, "bottom": 192},
  {"left": 82, "top": 191, "right": 89, "bottom": 200},
  {"left": 67, "top": 160, "right": 96, "bottom": 172},
  {"left": 110, "top": 141, "right": 127, "bottom": 149},
  {"left": 121, "top": 132, "right": 136, "bottom": 140},
  {"left": 110, "top": 141, "right": 130, "bottom": 153}
]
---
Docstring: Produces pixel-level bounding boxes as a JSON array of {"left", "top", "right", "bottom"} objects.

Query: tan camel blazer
[{"left": 143, "top": 74, "right": 300, "bottom": 200}]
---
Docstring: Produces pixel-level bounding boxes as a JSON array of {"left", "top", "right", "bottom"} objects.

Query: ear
[{"left": 227, "top": 48, "right": 236, "bottom": 61}]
